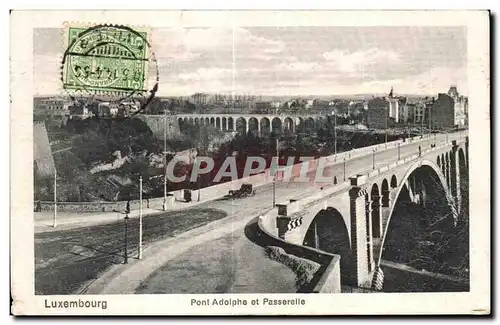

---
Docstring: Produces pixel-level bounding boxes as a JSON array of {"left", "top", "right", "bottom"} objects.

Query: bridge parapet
[{"left": 257, "top": 212, "right": 342, "bottom": 293}]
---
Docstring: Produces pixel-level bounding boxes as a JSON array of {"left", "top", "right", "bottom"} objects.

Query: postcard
[{"left": 10, "top": 10, "right": 490, "bottom": 315}]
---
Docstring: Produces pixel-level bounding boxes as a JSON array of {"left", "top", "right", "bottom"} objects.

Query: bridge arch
[
  {"left": 303, "top": 207, "right": 351, "bottom": 283},
  {"left": 178, "top": 118, "right": 185, "bottom": 133},
  {"left": 194, "top": 117, "right": 199, "bottom": 125},
  {"left": 296, "top": 117, "right": 305, "bottom": 133},
  {"left": 248, "top": 117, "right": 259, "bottom": 136},
  {"left": 370, "top": 183, "right": 382, "bottom": 238},
  {"left": 210, "top": 117, "right": 215, "bottom": 126},
  {"left": 216, "top": 117, "right": 221, "bottom": 129},
  {"left": 260, "top": 117, "right": 271, "bottom": 136},
  {"left": 390, "top": 175, "right": 398, "bottom": 189},
  {"left": 271, "top": 117, "right": 282, "bottom": 135},
  {"left": 221, "top": 117, "right": 226, "bottom": 130},
  {"left": 235, "top": 117, "right": 247, "bottom": 135},
  {"left": 378, "top": 160, "right": 455, "bottom": 267},
  {"left": 381, "top": 178, "right": 390, "bottom": 207},
  {"left": 188, "top": 117, "right": 194, "bottom": 124},
  {"left": 283, "top": 117, "right": 294, "bottom": 134},
  {"left": 227, "top": 117, "right": 234, "bottom": 131}
]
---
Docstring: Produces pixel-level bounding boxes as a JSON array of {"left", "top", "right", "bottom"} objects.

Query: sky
[{"left": 34, "top": 26, "right": 467, "bottom": 97}]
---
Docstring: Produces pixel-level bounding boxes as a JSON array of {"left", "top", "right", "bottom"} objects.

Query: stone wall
[
  {"left": 33, "top": 121, "right": 55, "bottom": 179},
  {"left": 134, "top": 115, "right": 181, "bottom": 139}
]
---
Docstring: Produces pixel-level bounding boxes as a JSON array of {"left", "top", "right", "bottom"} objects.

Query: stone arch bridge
[
  {"left": 176, "top": 113, "right": 326, "bottom": 135},
  {"left": 266, "top": 134, "right": 468, "bottom": 290}
]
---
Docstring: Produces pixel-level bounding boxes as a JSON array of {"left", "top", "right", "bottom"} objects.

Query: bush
[{"left": 265, "top": 246, "right": 321, "bottom": 289}]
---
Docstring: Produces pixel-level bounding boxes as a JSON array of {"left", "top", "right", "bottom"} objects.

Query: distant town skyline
[{"left": 34, "top": 26, "right": 467, "bottom": 97}]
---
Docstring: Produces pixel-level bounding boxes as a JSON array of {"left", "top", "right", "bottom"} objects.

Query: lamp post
[
  {"left": 372, "top": 149, "right": 376, "bottom": 170},
  {"left": 385, "top": 107, "right": 388, "bottom": 145},
  {"left": 273, "top": 137, "right": 279, "bottom": 207},
  {"left": 398, "top": 143, "right": 401, "bottom": 161},
  {"left": 163, "top": 109, "right": 168, "bottom": 211},
  {"left": 124, "top": 215, "right": 129, "bottom": 264},
  {"left": 343, "top": 158, "right": 346, "bottom": 181},
  {"left": 53, "top": 167, "right": 57, "bottom": 228},
  {"left": 138, "top": 176, "right": 143, "bottom": 260},
  {"left": 334, "top": 112, "right": 337, "bottom": 155}
]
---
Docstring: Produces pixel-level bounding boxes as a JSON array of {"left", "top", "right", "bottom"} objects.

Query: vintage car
[{"left": 228, "top": 183, "right": 256, "bottom": 198}]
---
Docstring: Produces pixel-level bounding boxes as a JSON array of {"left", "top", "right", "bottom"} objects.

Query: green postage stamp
[{"left": 62, "top": 25, "right": 149, "bottom": 94}]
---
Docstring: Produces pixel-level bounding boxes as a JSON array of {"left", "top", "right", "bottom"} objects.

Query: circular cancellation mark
[{"left": 61, "top": 24, "right": 159, "bottom": 114}]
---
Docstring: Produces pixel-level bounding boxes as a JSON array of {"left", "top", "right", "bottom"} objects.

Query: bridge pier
[
  {"left": 364, "top": 196, "right": 375, "bottom": 273},
  {"left": 348, "top": 179, "right": 374, "bottom": 288},
  {"left": 451, "top": 140, "right": 462, "bottom": 216}
]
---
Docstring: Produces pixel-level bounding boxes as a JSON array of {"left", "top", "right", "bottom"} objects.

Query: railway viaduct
[{"left": 176, "top": 113, "right": 326, "bottom": 135}]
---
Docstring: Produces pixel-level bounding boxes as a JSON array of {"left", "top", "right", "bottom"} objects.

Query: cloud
[
  {"left": 322, "top": 48, "right": 401, "bottom": 73},
  {"left": 276, "top": 60, "right": 321, "bottom": 72},
  {"left": 152, "top": 27, "right": 284, "bottom": 64},
  {"left": 360, "top": 66, "right": 467, "bottom": 95},
  {"left": 177, "top": 68, "right": 233, "bottom": 81}
]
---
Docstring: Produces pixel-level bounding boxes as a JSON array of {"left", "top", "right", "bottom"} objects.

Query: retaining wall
[{"left": 257, "top": 214, "right": 341, "bottom": 293}]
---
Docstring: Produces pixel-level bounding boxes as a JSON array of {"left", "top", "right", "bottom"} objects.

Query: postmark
[{"left": 61, "top": 24, "right": 157, "bottom": 102}]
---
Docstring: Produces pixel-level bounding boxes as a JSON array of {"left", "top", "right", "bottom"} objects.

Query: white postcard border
[{"left": 10, "top": 10, "right": 490, "bottom": 315}]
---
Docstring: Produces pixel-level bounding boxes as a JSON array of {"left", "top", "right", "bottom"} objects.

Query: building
[
  {"left": 388, "top": 98, "right": 399, "bottom": 123},
  {"left": 405, "top": 99, "right": 427, "bottom": 125},
  {"left": 367, "top": 97, "right": 392, "bottom": 129},
  {"left": 396, "top": 98, "right": 409, "bottom": 124},
  {"left": 429, "top": 86, "right": 467, "bottom": 129},
  {"left": 447, "top": 86, "right": 467, "bottom": 127},
  {"left": 34, "top": 97, "right": 71, "bottom": 116},
  {"left": 312, "top": 99, "right": 330, "bottom": 111},
  {"left": 255, "top": 101, "right": 272, "bottom": 113},
  {"left": 69, "top": 104, "right": 90, "bottom": 120}
]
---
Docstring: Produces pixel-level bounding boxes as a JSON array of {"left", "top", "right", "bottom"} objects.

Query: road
[
  {"left": 35, "top": 207, "right": 229, "bottom": 295},
  {"left": 37, "top": 131, "right": 464, "bottom": 294}
]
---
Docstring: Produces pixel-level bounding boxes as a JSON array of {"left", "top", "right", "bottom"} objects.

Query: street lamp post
[
  {"left": 334, "top": 112, "right": 337, "bottom": 155},
  {"left": 138, "top": 176, "right": 143, "bottom": 260},
  {"left": 343, "top": 158, "right": 346, "bottom": 181},
  {"left": 163, "top": 109, "right": 168, "bottom": 211},
  {"left": 273, "top": 137, "right": 279, "bottom": 207},
  {"left": 372, "top": 149, "right": 376, "bottom": 170},
  {"left": 385, "top": 107, "right": 388, "bottom": 145},
  {"left": 124, "top": 215, "right": 129, "bottom": 264},
  {"left": 398, "top": 143, "right": 401, "bottom": 161},
  {"left": 53, "top": 168, "right": 57, "bottom": 228}
]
